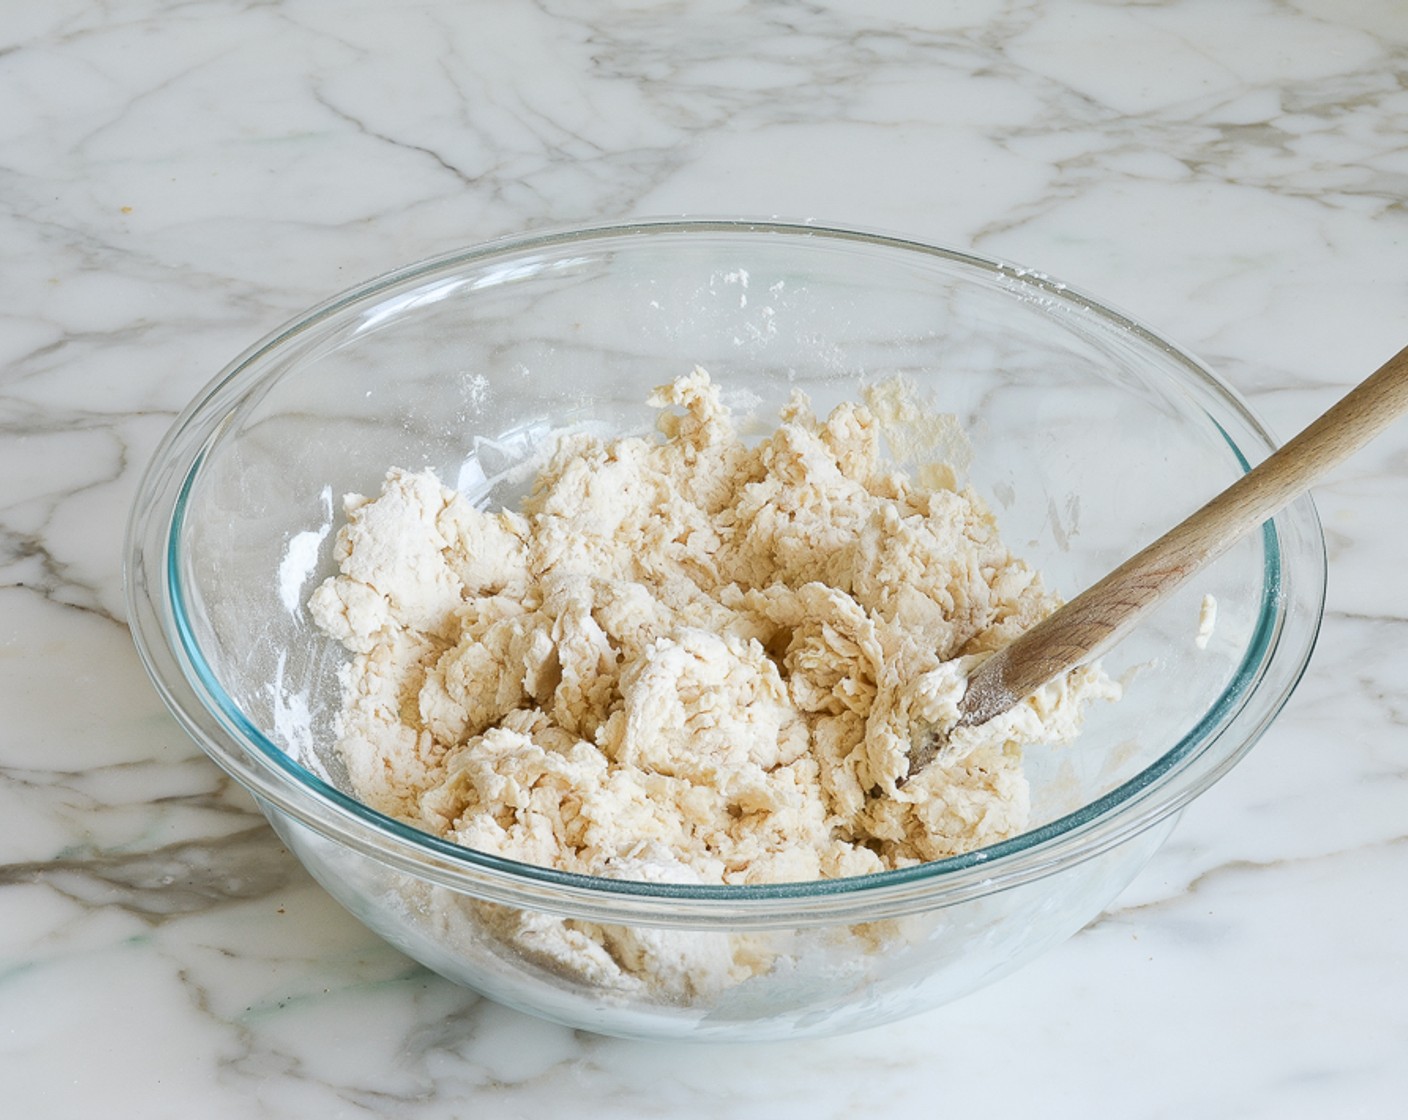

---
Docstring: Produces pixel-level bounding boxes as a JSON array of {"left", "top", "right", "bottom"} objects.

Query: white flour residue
[
  {"left": 268, "top": 650, "right": 328, "bottom": 780},
  {"left": 277, "top": 486, "right": 333, "bottom": 613}
]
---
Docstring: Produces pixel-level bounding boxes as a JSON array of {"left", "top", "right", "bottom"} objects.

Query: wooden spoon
[{"left": 909, "top": 342, "right": 1408, "bottom": 774}]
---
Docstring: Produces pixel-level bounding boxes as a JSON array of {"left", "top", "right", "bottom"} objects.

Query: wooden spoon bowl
[{"left": 911, "top": 342, "right": 1408, "bottom": 773}]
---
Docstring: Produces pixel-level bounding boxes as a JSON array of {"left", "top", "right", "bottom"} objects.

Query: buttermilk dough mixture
[
  {"left": 311, "top": 368, "right": 1115, "bottom": 879},
  {"left": 308, "top": 370, "right": 1116, "bottom": 1000}
]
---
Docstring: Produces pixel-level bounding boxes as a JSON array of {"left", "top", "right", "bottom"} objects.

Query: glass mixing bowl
[{"left": 126, "top": 219, "right": 1325, "bottom": 1041}]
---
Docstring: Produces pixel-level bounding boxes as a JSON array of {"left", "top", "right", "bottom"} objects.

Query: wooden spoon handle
[{"left": 958, "top": 342, "right": 1408, "bottom": 727}]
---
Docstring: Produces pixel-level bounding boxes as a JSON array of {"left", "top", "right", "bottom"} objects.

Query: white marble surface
[{"left": 3, "top": 0, "right": 1406, "bottom": 1115}]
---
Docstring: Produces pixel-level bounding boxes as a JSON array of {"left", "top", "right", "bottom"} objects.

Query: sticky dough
[{"left": 310, "top": 369, "right": 1117, "bottom": 889}]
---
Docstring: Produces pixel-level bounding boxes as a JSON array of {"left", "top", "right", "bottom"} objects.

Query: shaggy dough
[{"left": 310, "top": 369, "right": 1116, "bottom": 896}]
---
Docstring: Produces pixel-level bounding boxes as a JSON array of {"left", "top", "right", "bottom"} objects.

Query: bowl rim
[{"left": 125, "top": 216, "right": 1327, "bottom": 926}]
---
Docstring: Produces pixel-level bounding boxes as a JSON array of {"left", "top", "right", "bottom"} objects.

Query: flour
[{"left": 309, "top": 368, "right": 1117, "bottom": 996}]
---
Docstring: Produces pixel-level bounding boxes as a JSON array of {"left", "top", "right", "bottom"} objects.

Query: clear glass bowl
[{"left": 126, "top": 219, "right": 1325, "bottom": 1041}]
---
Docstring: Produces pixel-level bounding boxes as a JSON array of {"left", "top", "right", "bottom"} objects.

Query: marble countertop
[{"left": 3, "top": 1, "right": 1405, "bottom": 1116}]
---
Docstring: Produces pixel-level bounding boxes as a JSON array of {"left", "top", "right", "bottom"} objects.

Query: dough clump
[{"left": 310, "top": 369, "right": 1117, "bottom": 889}]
